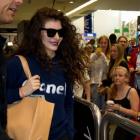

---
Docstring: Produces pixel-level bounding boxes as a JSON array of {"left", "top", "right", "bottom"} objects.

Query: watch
[{"left": 137, "top": 112, "right": 140, "bottom": 121}]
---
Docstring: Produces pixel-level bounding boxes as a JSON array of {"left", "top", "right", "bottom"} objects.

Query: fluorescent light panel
[
  {"left": 66, "top": 0, "right": 98, "bottom": 16},
  {"left": 69, "top": 1, "right": 74, "bottom": 4}
]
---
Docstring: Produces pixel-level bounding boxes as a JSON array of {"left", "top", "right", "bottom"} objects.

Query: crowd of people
[
  {"left": 81, "top": 33, "right": 140, "bottom": 140},
  {"left": 84, "top": 33, "right": 140, "bottom": 113}
]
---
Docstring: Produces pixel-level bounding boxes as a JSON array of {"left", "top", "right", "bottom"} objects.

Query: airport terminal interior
[{"left": 0, "top": 0, "right": 140, "bottom": 140}]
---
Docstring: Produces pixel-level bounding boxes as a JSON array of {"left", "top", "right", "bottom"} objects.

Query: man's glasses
[{"left": 40, "top": 28, "right": 64, "bottom": 37}]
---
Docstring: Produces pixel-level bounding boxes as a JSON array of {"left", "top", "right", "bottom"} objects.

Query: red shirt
[{"left": 128, "top": 46, "right": 140, "bottom": 69}]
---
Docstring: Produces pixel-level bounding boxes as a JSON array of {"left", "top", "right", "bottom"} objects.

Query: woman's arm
[
  {"left": 6, "top": 56, "right": 40, "bottom": 103},
  {"left": 6, "top": 56, "right": 24, "bottom": 103},
  {"left": 128, "top": 88, "right": 140, "bottom": 116},
  {"left": 107, "top": 88, "right": 139, "bottom": 117},
  {"left": 83, "top": 80, "right": 91, "bottom": 101}
]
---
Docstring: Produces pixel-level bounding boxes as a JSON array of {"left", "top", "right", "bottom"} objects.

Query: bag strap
[{"left": 17, "top": 55, "right": 32, "bottom": 79}]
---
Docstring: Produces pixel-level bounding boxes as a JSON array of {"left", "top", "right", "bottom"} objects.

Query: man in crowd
[{"left": 0, "top": 0, "right": 23, "bottom": 139}]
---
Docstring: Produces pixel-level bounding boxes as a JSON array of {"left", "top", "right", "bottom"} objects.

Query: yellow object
[
  {"left": 127, "top": 56, "right": 131, "bottom": 61},
  {"left": 96, "top": 47, "right": 102, "bottom": 56}
]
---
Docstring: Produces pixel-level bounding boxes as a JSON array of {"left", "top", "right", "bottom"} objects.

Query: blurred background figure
[
  {"left": 128, "top": 34, "right": 140, "bottom": 96},
  {"left": 109, "top": 33, "right": 117, "bottom": 46},
  {"left": 127, "top": 37, "right": 136, "bottom": 57},
  {"left": 86, "top": 38, "right": 96, "bottom": 53},
  {"left": 117, "top": 35, "right": 129, "bottom": 61},
  {"left": 89, "top": 46, "right": 108, "bottom": 109},
  {"left": 76, "top": 33, "right": 86, "bottom": 48},
  {"left": 97, "top": 35, "right": 111, "bottom": 63},
  {"left": 4, "top": 36, "right": 19, "bottom": 58}
]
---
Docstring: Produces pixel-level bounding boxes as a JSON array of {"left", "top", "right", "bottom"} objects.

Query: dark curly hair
[{"left": 16, "top": 7, "right": 89, "bottom": 85}]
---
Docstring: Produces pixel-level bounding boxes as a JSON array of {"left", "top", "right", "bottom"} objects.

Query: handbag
[{"left": 7, "top": 55, "right": 55, "bottom": 140}]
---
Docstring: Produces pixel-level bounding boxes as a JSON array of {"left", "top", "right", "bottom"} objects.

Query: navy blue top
[
  {"left": 0, "top": 35, "right": 9, "bottom": 135},
  {"left": 6, "top": 55, "right": 74, "bottom": 140}
]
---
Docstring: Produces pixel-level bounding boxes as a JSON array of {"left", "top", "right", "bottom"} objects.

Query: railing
[
  {"left": 100, "top": 112, "right": 140, "bottom": 140},
  {"left": 74, "top": 96, "right": 101, "bottom": 140}
]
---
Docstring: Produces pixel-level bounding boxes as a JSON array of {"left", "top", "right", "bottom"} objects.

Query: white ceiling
[
  {"left": 2, "top": 0, "right": 140, "bottom": 27},
  {"left": 14, "top": 0, "right": 87, "bottom": 22}
]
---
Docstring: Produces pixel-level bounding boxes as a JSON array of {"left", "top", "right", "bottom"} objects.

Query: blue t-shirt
[{"left": 6, "top": 55, "right": 74, "bottom": 140}]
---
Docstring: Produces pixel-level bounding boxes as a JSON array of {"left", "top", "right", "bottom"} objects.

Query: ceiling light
[
  {"left": 66, "top": 0, "right": 98, "bottom": 16},
  {"left": 69, "top": 1, "right": 74, "bottom": 4},
  {"left": 7, "top": 42, "right": 13, "bottom": 46}
]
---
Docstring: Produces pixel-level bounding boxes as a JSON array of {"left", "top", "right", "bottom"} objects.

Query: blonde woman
[
  {"left": 102, "top": 43, "right": 128, "bottom": 87},
  {"left": 107, "top": 66, "right": 139, "bottom": 140},
  {"left": 89, "top": 47, "right": 108, "bottom": 109},
  {"left": 98, "top": 35, "right": 111, "bottom": 62}
]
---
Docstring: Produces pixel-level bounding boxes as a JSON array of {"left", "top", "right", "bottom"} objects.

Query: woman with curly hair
[{"left": 6, "top": 7, "right": 88, "bottom": 140}]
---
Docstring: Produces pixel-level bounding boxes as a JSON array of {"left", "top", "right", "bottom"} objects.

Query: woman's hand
[
  {"left": 19, "top": 75, "right": 41, "bottom": 97},
  {"left": 129, "top": 67, "right": 135, "bottom": 73},
  {"left": 135, "top": 69, "right": 140, "bottom": 74},
  {"left": 97, "top": 85, "right": 109, "bottom": 95},
  {"left": 106, "top": 104, "right": 120, "bottom": 112}
]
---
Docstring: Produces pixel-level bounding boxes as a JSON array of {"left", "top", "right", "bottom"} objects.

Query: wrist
[
  {"left": 137, "top": 112, "right": 140, "bottom": 121},
  {"left": 19, "top": 87, "right": 25, "bottom": 98},
  {"left": 118, "top": 105, "right": 121, "bottom": 111}
]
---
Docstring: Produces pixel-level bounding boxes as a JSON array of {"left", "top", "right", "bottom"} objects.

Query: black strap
[{"left": 126, "top": 87, "right": 131, "bottom": 98}]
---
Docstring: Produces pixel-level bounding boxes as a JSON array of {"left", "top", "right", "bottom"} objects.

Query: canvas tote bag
[{"left": 7, "top": 55, "right": 55, "bottom": 140}]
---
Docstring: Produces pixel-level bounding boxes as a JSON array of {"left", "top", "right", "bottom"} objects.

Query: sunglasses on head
[{"left": 40, "top": 28, "right": 64, "bottom": 37}]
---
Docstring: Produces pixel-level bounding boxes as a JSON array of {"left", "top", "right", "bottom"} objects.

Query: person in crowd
[
  {"left": 0, "top": 0, "right": 23, "bottom": 24},
  {"left": 103, "top": 43, "right": 128, "bottom": 87},
  {"left": 89, "top": 47, "right": 108, "bottom": 109},
  {"left": 4, "top": 36, "right": 19, "bottom": 58},
  {"left": 109, "top": 33, "right": 117, "bottom": 46},
  {"left": 117, "top": 35, "right": 129, "bottom": 61},
  {"left": 6, "top": 7, "right": 89, "bottom": 140},
  {"left": 91, "top": 35, "right": 110, "bottom": 105},
  {"left": 129, "top": 37, "right": 136, "bottom": 47},
  {"left": 86, "top": 38, "right": 96, "bottom": 53},
  {"left": 73, "top": 70, "right": 91, "bottom": 101},
  {"left": 0, "top": 0, "right": 23, "bottom": 139},
  {"left": 76, "top": 33, "right": 85, "bottom": 48},
  {"left": 73, "top": 37, "right": 91, "bottom": 101},
  {"left": 73, "top": 47, "right": 91, "bottom": 101},
  {"left": 84, "top": 44, "right": 93, "bottom": 57},
  {"left": 97, "top": 35, "right": 111, "bottom": 63},
  {"left": 106, "top": 66, "right": 139, "bottom": 140},
  {"left": 128, "top": 34, "right": 140, "bottom": 96},
  {"left": 128, "top": 37, "right": 136, "bottom": 54}
]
